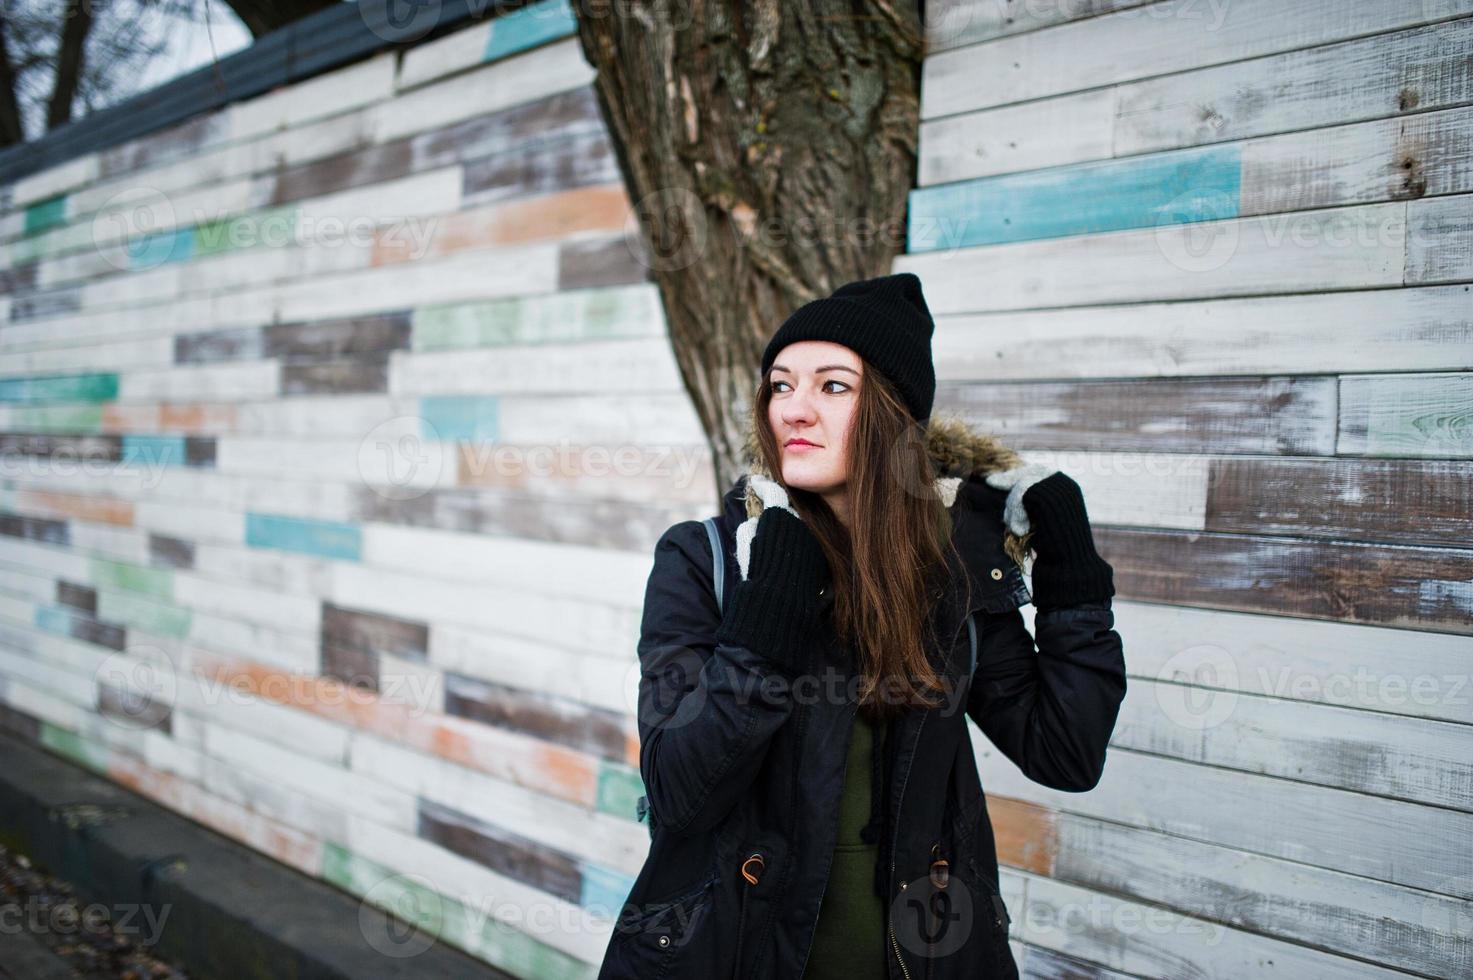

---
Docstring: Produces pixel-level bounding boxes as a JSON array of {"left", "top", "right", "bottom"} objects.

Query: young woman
[{"left": 598, "top": 273, "right": 1126, "bottom": 980}]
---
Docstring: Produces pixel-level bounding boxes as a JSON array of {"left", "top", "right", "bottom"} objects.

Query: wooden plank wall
[
  {"left": 905, "top": 2, "right": 1473, "bottom": 978},
  {"left": 0, "top": 1, "right": 717, "bottom": 975}
]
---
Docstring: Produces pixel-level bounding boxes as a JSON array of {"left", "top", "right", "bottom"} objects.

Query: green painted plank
[
  {"left": 594, "top": 761, "right": 643, "bottom": 822},
  {"left": 10, "top": 404, "right": 105, "bottom": 432},
  {"left": 24, "top": 196, "right": 67, "bottom": 237},
  {"left": 412, "top": 285, "right": 662, "bottom": 351},
  {"left": 323, "top": 842, "right": 597, "bottom": 979},
  {"left": 91, "top": 558, "right": 173, "bottom": 599},
  {"left": 39, "top": 723, "right": 109, "bottom": 774},
  {"left": 0, "top": 374, "right": 119, "bottom": 403}
]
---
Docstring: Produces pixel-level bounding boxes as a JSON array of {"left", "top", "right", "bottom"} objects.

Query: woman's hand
[
  {"left": 986, "top": 466, "right": 1115, "bottom": 613},
  {"left": 716, "top": 476, "right": 832, "bottom": 678}
]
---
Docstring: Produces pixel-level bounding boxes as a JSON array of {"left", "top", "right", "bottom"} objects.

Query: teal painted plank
[
  {"left": 246, "top": 513, "right": 361, "bottom": 561},
  {"left": 34, "top": 605, "right": 76, "bottom": 635},
  {"left": 594, "top": 761, "right": 644, "bottom": 821},
  {"left": 0, "top": 373, "right": 118, "bottom": 403},
  {"left": 24, "top": 196, "right": 67, "bottom": 236},
  {"left": 482, "top": 0, "right": 577, "bottom": 62},
  {"left": 128, "top": 226, "right": 194, "bottom": 267},
  {"left": 419, "top": 396, "right": 500, "bottom": 443},
  {"left": 907, "top": 143, "right": 1242, "bottom": 251},
  {"left": 122, "top": 435, "right": 186, "bottom": 468},
  {"left": 580, "top": 863, "right": 635, "bottom": 920}
]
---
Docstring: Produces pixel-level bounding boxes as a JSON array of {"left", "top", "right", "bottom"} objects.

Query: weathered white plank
[
  {"left": 1115, "top": 19, "right": 1473, "bottom": 155},
  {"left": 923, "top": 0, "right": 1161, "bottom": 53},
  {"left": 1083, "top": 599, "right": 1473, "bottom": 727},
  {"left": 348, "top": 729, "right": 648, "bottom": 875},
  {"left": 932, "top": 285, "right": 1473, "bottom": 380},
  {"left": 225, "top": 51, "right": 397, "bottom": 143},
  {"left": 371, "top": 38, "right": 594, "bottom": 144},
  {"left": 922, "top": 0, "right": 1473, "bottom": 119},
  {"left": 919, "top": 87, "right": 1116, "bottom": 185},
  {"left": 1114, "top": 674, "right": 1473, "bottom": 809},
  {"left": 390, "top": 337, "right": 685, "bottom": 396},
  {"left": 342, "top": 813, "right": 613, "bottom": 964},
  {"left": 1054, "top": 809, "right": 1473, "bottom": 977},
  {"left": 898, "top": 201, "right": 1407, "bottom": 314},
  {"left": 971, "top": 727, "right": 1473, "bottom": 897},
  {"left": 1407, "top": 192, "right": 1473, "bottom": 283},
  {"left": 1017, "top": 870, "right": 1418, "bottom": 979}
]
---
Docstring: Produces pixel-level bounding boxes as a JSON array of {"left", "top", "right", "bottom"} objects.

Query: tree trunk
[
  {"left": 573, "top": 0, "right": 924, "bottom": 498},
  {"left": 46, "top": 0, "right": 94, "bottom": 131}
]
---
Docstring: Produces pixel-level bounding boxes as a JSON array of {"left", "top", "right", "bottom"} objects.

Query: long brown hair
[{"left": 749, "top": 359, "right": 973, "bottom": 723}]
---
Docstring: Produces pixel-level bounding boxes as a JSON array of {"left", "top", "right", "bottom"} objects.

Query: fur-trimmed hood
[{"left": 717, "top": 412, "right": 1038, "bottom": 608}]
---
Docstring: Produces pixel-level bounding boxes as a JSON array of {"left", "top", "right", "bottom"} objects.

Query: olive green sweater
[{"left": 799, "top": 709, "right": 887, "bottom": 979}]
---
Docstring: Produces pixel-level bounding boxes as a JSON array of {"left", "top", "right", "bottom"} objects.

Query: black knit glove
[
  {"left": 1020, "top": 472, "right": 1115, "bottom": 612},
  {"left": 714, "top": 506, "right": 831, "bottom": 678}
]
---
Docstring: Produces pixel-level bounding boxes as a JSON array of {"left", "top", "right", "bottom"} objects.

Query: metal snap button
[
  {"left": 658, "top": 935, "right": 670, "bottom": 947},
  {"left": 898, "top": 880, "right": 907, "bottom": 891},
  {"left": 990, "top": 568, "right": 1003, "bottom": 580}
]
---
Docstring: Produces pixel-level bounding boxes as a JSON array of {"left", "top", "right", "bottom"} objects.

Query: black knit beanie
[{"left": 761, "top": 272, "right": 937, "bottom": 425}]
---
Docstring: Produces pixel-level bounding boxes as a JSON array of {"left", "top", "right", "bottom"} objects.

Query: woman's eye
[{"left": 769, "top": 380, "right": 849, "bottom": 394}]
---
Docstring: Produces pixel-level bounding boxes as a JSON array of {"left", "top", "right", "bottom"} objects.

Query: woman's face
[{"left": 767, "top": 340, "right": 862, "bottom": 503}]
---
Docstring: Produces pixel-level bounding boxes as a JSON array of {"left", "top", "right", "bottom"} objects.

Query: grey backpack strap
[
  {"left": 967, "top": 612, "right": 978, "bottom": 677},
  {"left": 702, "top": 516, "right": 725, "bottom": 616}
]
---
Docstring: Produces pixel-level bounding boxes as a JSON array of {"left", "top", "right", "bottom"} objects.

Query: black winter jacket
[{"left": 599, "top": 425, "right": 1127, "bottom": 980}]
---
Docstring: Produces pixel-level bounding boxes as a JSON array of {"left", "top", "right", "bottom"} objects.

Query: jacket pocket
[{"left": 603, "top": 871, "right": 720, "bottom": 980}]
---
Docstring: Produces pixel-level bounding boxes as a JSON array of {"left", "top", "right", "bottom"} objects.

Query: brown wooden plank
[
  {"left": 409, "top": 86, "right": 606, "bottom": 174},
  {"left": 1206, "top": 457, "right": 1473, "bottom": 548},
  {"left": 175, "top": 326, "right": 263, "bottom": 364},
  {"left": 351, "top": 485, "right": 683, "bottom": 553},
  {"left": 0, "top": 259, "right": 38, "bottom": 295},
  {"left": 0, "top": 434, "right": 120, "bottom": 465},
  {"left": 988, "top": 795, "right": 1057, "bottom": 877},
  {"left": 416, "top": 797, "right": 583, "bottom": 906},
  {"left": 443, "top": 671, "right": 629, "bottom": 765},
  {"left": 97, "top": 680, "right": 172, "bottom": 734},
  {"left": 1098, "top": 527, "right": 1473, "bottom": 633},
  {"left": 556, "top": 234, "right": 652, "bottom": 291},
  {"left": 0, "top": 511, "right": 69, "bottom": 545},
  {"left": 97, "top": 112, "right": 222, "bottom": 178},
  {"left": 183, "top": 436, "right": 215, "bottom": 468},
  {"left": 0, "top": 698, "right": 41, "bottom": 743},
  {"left": 148, "top": 533, "right": 195, "bottom": 570},
  {"left": 319, "top": 641, "right": 379, "bottom": 693},
  {"left": 264, "top": 311, "right": 412, "bottom": 358},
  {"left": 269, "top": 139, "right": 413, "bottom": 206},
  {"left": 55, "top": 580, "right": 97, "bottom": 614},
  {"left": 7, "top": 285, "right": 79, "bottom": 322},
  {"left": 937, "top": 377, "right": 1338, "bottom": 454},
  {"left": 279, "top": 354, "right": 390, "bottom": 395},
  {"left": 461, "top": 129, "right": 620, "bottom": 206},
  {"left": 320, "top": 602, "right": 429, "bottom": 663}
]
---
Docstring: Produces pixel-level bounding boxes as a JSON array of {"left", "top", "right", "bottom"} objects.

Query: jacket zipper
[
  {"left": 733, "top": 852, "right": 764, "bottom": 979},
  {"left": 887, "top": 710, "right": 925, "bottom": 980}
]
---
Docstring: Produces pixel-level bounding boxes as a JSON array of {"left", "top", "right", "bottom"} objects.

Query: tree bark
[{"left": 573, "top": 0, "right": 924, "bottom": 497}]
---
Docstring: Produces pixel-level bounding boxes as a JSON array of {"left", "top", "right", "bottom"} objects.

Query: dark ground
[{"left": 0, "top": 841, "right": 188, "bottom": 980}]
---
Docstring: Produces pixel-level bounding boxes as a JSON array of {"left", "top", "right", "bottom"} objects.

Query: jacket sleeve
[
  {"left": 635, "top": 520, "right": 796, "bottom": 836},
  {"left": 966, "top": 599, "right": 1126, "bottom": 792}
]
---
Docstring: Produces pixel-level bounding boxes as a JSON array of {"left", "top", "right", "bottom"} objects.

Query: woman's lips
[{"left": 786, "top": 442, "right": 821, "bottom": 453}]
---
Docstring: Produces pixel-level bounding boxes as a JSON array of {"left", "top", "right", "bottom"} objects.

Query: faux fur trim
[{"left": 733, "top": 410, "right": 1037, "bottom": 578}]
